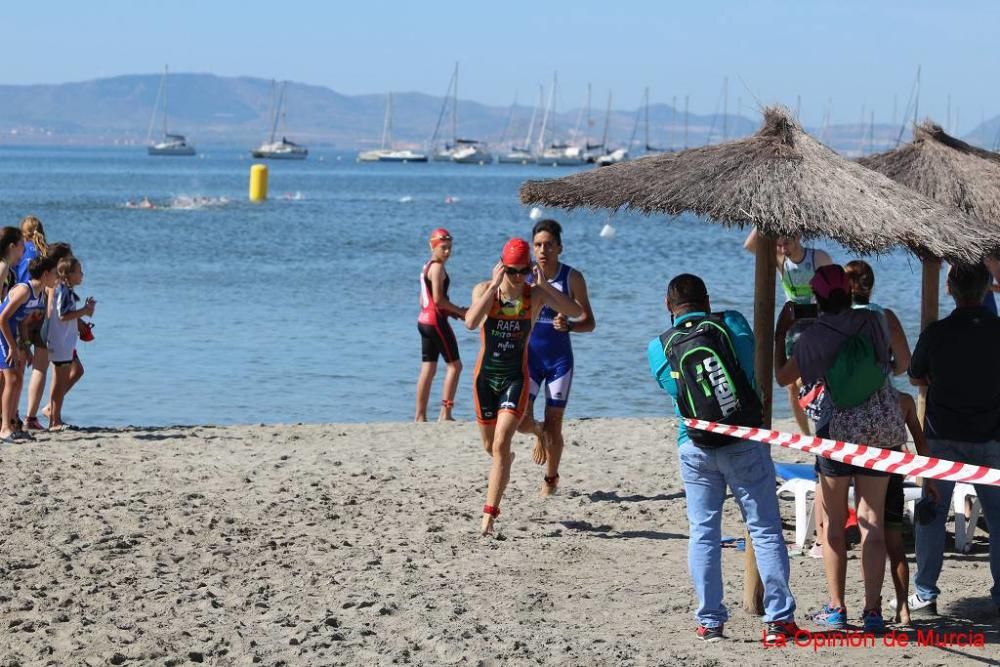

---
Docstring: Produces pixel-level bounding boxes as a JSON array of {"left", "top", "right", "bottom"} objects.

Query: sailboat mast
[
  {"left": 584, "top": 82, "right": 591, "bottom": 147},
  {"left": 600, "top": 91, "right": 611, "bottom": 149},
  {"left": 387, "top": 93, "right": 394, "bottom": 148},
  {"left": 524, "top": 85, "right": 541, "bottom": 151},
  {"left": 869, "top": 110, "right": 875, "bottom": 155},
  {"left": 500, "top": 92, "right": 517, "bottom": 147},
  {"left": 913, "top": 64, "right": 921, "bottom": 132},
  {"left": 269, "top": 82, "right": 285, "bottom": 144},
  {"left": 537, "top": 76, "right": 555, "bottom": 154},
  {"left": 146, "top": 67, "right": 166, "bottom": 144},
  {"left": 163, "top": 65, "right": 169, "bottom": 137},
  {"left": 644, "top": 87, "right": 650, "bottom": 150},
  {"left": 670, "top": 95, "right": 677, "bottom": 150},
  {"left": 380, "top": 93, "right": 391, "bottom": 149},
  {"left": 722, "top": 76, "right": 728, "bottom": 142},
  {"left": 452, "top": 62, "right": 459, "bottom": 143},
  {"left": 684, "top": 95, "right": 689, "bottom": 148}
]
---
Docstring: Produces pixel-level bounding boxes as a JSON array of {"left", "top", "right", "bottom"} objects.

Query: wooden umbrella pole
[
  {"left": 743, "top": 231, "right": 776, "bottom": 615},
  {"left": 917, "top": 258, "right": 941, "bottom": 425}
]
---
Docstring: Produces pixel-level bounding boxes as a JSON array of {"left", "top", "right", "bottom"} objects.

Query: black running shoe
[{"left": 696, "top": 624, "right": 724, "bottom": 642}]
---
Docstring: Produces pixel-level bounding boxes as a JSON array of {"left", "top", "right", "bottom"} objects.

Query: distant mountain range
[{"left": 1, "top": 73, "right": 997, "bottom": 155}]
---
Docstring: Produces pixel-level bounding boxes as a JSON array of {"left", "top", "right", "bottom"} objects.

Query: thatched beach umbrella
[
  {"left": 521, "top": 107, "right": 990, "bottom": 419},
  {"left": 522, "top": 109, "right": 990, "bottom": 263},
  {"left": 519, "top": 107, "right": 991, "bottom": 613},
  {"left": 859, "top": 121, "right": 1000, "bottom": 419}
]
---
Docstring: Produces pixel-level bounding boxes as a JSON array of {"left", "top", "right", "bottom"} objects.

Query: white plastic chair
[
  {"left": 902, "top": 480, "right": 981, "bottom": 553},
  {"left": 778, "top": 476, "right": 923, "bottom": 552}
]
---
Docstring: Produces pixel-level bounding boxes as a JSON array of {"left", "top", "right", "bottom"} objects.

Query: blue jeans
[
  {"left": 678, "top": 439, "right": 796, "bottom": 626},
  {"left": 914, "top": 438, "right": 1000, "bottom": 606}
]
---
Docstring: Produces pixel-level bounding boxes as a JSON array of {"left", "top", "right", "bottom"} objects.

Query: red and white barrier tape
[{"left": 683, "top": 419, "right": 1000, "bottom": 487}]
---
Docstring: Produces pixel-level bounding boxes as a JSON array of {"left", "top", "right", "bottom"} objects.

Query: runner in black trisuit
[{"left": 465, "top": 238, "right": 582, "bottom": 536}]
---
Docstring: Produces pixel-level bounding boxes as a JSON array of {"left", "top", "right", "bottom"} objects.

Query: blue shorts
[
  {"left": 0, "top": 334, "right": 19, "bottom": 371},
  {"left": 528, "top": 351, "right": 573, "bottom": 409}
]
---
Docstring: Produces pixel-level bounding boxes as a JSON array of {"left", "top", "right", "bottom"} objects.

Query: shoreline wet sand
[{"left": 0, "top": 419, "right": 996, "bottom": 665}]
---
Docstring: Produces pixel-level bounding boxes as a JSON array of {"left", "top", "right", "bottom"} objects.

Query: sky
[{"left": 3, "top": 1, "right": 1000, "bottom": 133}]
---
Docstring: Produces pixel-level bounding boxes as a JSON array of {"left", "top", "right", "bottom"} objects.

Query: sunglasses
[{"left": 504, "top": 265, "right": 531, "bottom": 276}]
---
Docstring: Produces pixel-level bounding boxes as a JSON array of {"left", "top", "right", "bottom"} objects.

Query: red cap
[
  {"left": 501, "top": 237, "right": 531, "bottom": 266},
  {"left": 429, "top": 227, "right": 452, "bottom": 248},
  {"left": 810, "top": 264, "right": 849, "bottom": 299}
]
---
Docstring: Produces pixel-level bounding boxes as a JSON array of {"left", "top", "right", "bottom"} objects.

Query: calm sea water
[{"left": 0, "top": 145, "right": 942, "bottom": 426}]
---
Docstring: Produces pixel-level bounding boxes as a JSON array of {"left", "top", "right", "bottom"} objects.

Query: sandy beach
[{"left": 0, "top": 418, "right": 997, "bottom": 666}]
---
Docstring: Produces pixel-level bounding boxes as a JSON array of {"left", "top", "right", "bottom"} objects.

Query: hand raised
[{"left": 490, "top": 261, "right": 506, "bottom": 287}]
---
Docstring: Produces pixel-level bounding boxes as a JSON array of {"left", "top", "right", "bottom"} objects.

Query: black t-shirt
[{"left": 910, "top": 306, "right": 1000, "bottom": 442}]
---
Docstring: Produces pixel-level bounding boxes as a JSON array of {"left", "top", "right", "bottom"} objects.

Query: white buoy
[
  {"left": 529, "top": 207, "right": 543, "bottom": 221},
  {"left": 600, "top": 223, "right": 616, "bottom": 238}
]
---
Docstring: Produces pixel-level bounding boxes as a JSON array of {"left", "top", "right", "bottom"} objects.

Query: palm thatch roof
[
  {"left": 858, "top": 122, "right": 1000, "bottom": 230},
  {"left": 520, "top": 107, "right": 992, "bottom": 263}
]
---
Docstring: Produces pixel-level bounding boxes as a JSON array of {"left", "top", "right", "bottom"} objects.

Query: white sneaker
[{"left": 889, "top": 593, "right": 937, "bottom": 615}]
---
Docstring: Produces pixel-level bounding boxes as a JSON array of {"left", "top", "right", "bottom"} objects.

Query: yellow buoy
[{"left": 249, "top": 164, "right": 268, "bottom": 202}]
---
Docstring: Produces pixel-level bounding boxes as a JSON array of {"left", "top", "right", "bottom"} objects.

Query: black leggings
[{"left": 418, "top": 321, "right": 460, "bottom": 363}]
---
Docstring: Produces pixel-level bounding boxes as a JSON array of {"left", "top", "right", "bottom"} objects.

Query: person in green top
[{"left": 744, "top": 229, "right": 832, "bottom": 435}]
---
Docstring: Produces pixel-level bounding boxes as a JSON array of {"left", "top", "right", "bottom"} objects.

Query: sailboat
[
  {"left": 537, "top": 73, "right": 588, "bottom": 167},
  {"left": 498, "top": 86, "right": 541, "bottom": 164},
  {"left": 594, "top": 92, "right": 629, "bottom": 167},
  {"left": 641, "top": 87, "right": 668, "bottom": 154},
  {"left": 146, "top": 66, "right": 196, "bottom": 156},
  {"left": 377, "top": 93, "right": 428, "bottom": 162},
  {"left": 427, "top": 63, "right": 492, "bottom": 164},
  {"left": 358, "top": 94, "right": 394, "bottom": 161},
  {"left": 251, "top": 81, "right": 308, "bottom": 160}
]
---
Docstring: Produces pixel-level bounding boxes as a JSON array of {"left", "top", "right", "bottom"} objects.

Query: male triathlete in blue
[{"left": 519, "top": 219, "right": 595, "bottom": 496}]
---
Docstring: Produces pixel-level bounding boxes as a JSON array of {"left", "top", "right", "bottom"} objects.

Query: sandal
[{"left": 24, "top": 417, "right": 44, "bottom": 431}]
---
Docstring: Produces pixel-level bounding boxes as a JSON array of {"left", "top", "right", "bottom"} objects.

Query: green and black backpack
[{"left": 659, "top": 314, "right": 763, "bottom": 447}]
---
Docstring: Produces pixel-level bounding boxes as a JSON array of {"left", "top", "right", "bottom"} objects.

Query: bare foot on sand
[
  {"left": 437, "top": 414, "right": 455, "bottom": 422},
  {"left": 540, "top": 474, "right": 559, "bottom": 497},
  {"left": 531, "top": 426, "right": 548, "bottom": 465},
  {"left": 894, "top": 608, "right": 911, "bottom": 626},
  {"left": 480, "top": 514, "right": 495, "bottom": 536}
]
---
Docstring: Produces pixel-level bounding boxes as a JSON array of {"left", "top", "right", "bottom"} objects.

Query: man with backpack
[{"left": 647, "top": 273, "right": 798, "bottom": 644}]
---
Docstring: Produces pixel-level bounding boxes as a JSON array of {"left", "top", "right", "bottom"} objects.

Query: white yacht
[
  {"left": 357, "top": 149, "right": 390, "bottom": 162},
  {"left": 378, "top": 149, "right": 428, "bottom": 163},
  {"left": 452, "top": 139, "right": 492, "bottom": 164},
  {"left": 497, "top": 147, "right": 534, "bottom": 164},
  {"left": 149, "top": 133, "right": 196, "bottom": 157},
  {"left": 371, "top": 93, "right": 427, "bottom": 162},
  {"left": 252, "top": 137, "right": 308, "bottom": 160},
  {"left": 146, "top": 66, "right": 196, "bottom": 157},
  {"left": 595, "top": 147, "right": 629, "bottom": 166},
  {"left": 428, "top": 63, "right": 490, "bottom": 164},
  {"left": 537, "top": 143, "right": 589, "bottom": 166},
  {"left": 252, "top": 81, "right": 308, "bottom": 160},
  {"left": 533, "top": 73, "right": 589, "bottom": 166},
  {"left": 497, "top": 87, "right": 539, "bottom": 164}
]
